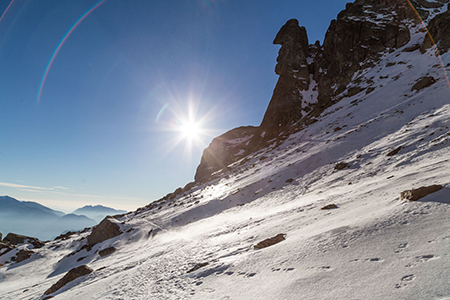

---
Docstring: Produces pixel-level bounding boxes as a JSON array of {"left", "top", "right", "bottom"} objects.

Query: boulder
[
  {"left": 87, "top": 217, "right": 122, "bottom": 248},
  {"left": 400, "top": 185, "right": 443, "bottom": 201},
  {"left": 98, "top": 246, "right": 116, "bottom": 257},
  {"left": 254, "top": 234, "right": 286, "bottom": 249},
  {"left": 335, "top": 162, "right": 349, "bottom": 170},
  {"left": 44, "top": 265, "right": 93, "bottom": 295},
  {"left": 3, "top": 233, "right": 45, "bottom": 249},
  {"left": 411, "top": 76, "right": 436, "bottom": 92}
]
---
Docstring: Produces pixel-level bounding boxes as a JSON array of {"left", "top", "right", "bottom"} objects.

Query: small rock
[
  {"left": 44, "top": 265, "right": 93, "bottom": 295},
  {"left": 254, "top": 234, "right": 286, "bottom": 249},
  {"left": 400, "top": 185, "right": 443, "bottom": 201},
  {"left": 335, "top": 162, "right": 349, "bottom": 170},
  {"left": 99, "top": 247, "right": 116, "bottom": 257},
  {"left": 386, "top": 146, "right": 402, "bottom": 156},
  {"left": 285, "top": 178, "right": 294, "bottom": 183},
  {"left": 187, "top": 262, "right": 209, "bottom": 273},
  {"left": 321, "top": 204, "right": 338, "bottom": 210}
]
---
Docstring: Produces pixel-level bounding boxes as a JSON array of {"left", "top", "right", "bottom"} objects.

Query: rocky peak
[
  {"left": 259, "top": 19, "right": 312, "bottom": 132},
  {"left": 273, "top": 19, "right": 309, "bottom": 79},
  {"left": 194, "top": 0, "right": 450, "bottom": 183}
]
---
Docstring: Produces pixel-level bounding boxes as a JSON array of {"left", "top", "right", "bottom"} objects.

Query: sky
[{"left": 0, "top": 0, "right": 351, "bottom": 213}]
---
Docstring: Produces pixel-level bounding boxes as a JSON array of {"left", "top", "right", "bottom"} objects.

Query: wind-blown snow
[{"left": 1, "top": 17, "right": 450, "bottom": 300}]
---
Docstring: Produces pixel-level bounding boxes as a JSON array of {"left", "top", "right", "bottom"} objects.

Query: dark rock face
[
  {"left": 260, "top": 19, "right": 311, "bottom": 132},
  {"left": 195, "top": 0, "right": 449, "bottom": 183},
  {"left": 195, "top": 126, "right": 259, "bottom": 182},
  {"left": 421, "top": 5, "right": 450, "bottom": 53},
  {"left": 260, "top": 1, "right": 415, "bottom": 135},
  {"left": 86, "top": 217, "right": 122, "bottom": 248},
  {"left": 44, "top": 265, "right": 93, "bottom": 295},
  {"left": 3, "top": 233, "right": 45, "bottom": 249},
  {"left": 314, "top": 0, "right": 412, "bottom": 110}
]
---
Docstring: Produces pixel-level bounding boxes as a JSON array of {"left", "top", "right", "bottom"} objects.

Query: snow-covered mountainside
[{"left": 1, "top": 1, "right": 450, "bottom": 299}]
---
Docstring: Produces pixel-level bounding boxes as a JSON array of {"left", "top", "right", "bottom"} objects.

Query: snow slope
[{"left": 1, "top": 13, "right": 450, "bottom": 300}]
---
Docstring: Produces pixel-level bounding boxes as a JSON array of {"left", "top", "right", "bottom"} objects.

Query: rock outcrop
[
  {"left": 14, "top": 249, "right": 35, "bottom": 263},
  {"left": 400, "top": 185, "right": 443, "bottom": 201},
  {"left": 421, "top": 3, "right": 450, "bottom": 53},
  {"left": 195, "top": 0, "right": 448, "bottom": 183},
  {"left": 195, "top": 126, "right": 259, "bottom": 182},
  {"left": 3, "top": 233, "right": 45, "bottom": 249},
  {"left": 260, "top": 19, "right": 311, "bottom": 132},
  {"left": 44, "top": 265, "right": 93, "bottom": 295},
  {"left": 86, "top": 217, "right": 122, "bottom": 248}
]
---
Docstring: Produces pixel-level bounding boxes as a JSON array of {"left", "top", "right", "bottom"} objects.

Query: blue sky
[{"left": 0, "top": 0, "right": 350, "bottom": 212}]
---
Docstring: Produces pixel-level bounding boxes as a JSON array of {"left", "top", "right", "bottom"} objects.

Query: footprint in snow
[
  {"left": 365, "top": 258, "right": 383, "bottom": 262},
  {"left": 395, "top": 242, "right": 408, "bottom": 253},
  {"left": 395, "top": 274, "right": 416, "bottom": 289},
  {"left": 415, "top": 254, "right": 436, "bottom": 262}
]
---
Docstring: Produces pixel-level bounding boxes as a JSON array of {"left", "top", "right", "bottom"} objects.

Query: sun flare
[{"left": 180, "top": 121, "right": 201, "bottom": 140}]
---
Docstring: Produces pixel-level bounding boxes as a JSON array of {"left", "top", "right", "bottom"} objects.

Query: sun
[{"left": 180, "top": 120, "right": 201, "bottom": 140}]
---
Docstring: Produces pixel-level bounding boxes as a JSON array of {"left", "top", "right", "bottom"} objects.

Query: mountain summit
[
  {"left": 1, "top": 1, "right": 450, "bottom": 299},
  {"left": 196, "top": 0, "right": 450, "bottom": 182}
]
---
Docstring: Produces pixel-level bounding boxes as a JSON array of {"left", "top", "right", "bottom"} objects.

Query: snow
[{"left": 1, "top": 8, "right": 450, "bottom": 300}]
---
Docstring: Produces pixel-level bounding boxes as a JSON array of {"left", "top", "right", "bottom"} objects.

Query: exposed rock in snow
[
  {"left": 321, "top": 204, "right": 339, "bottom": 210},
  {"left": 254, "top": 234, "right": 286, "bottom": 249},
  {"left": 98, "top": 246, "right": 116, "bottom": 257},
  {"left": 334, "top": 162, "right": 349, "bottom": 170},
  {"left": 13, "top": 249, "right": 34, "bottom": 263},
  {"left": 86, "top": 217, "right": 122, "bottom": 248},
  {"left": 411, "top": 76, "right": 437, "bottom": 91},
  {"left": 44, "top": 265, "right": 93, "bottom": 296},
  {"left": 399, "top": 185, "right": 443, "bottom": 201},
  {"left": 3, "top": 233, "right": 45, "bottom": 249}
]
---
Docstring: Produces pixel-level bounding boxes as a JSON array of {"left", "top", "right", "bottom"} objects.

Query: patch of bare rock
[
  {"left": 86, "top": 217, "right": 122, "bottom": 248},
  {"left": 254, "top": 234, "right": 286, "bottom": 249},
  {"left": 400, "top": 185, "right": 443, "bottom": 201},
  {"left": 44, "top": 265, "right": 93, "bottom": 296},
  {"left": 321, "top": 204, "right": 338, "bottom": 210}
]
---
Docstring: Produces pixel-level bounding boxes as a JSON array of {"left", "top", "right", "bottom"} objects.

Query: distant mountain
[
  {"left": 21, "top": 200, "right": 66, "bottom": 217},
  {"left": 72, "top": 205, "right": 127, "bottom": 222},
  {"left": 39, "top": 214, "right": 97, "bottom": 239},
  {"left": 0, "top": 196, "right": 60, "bottom": 239},
  {"left": 0, "top": 196, "right": 121, "bottom": 241}
]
